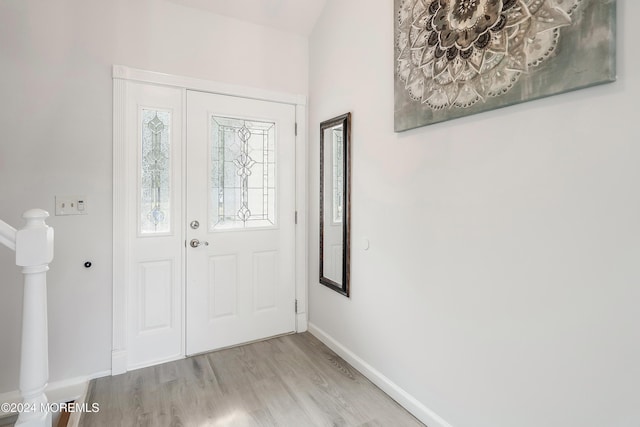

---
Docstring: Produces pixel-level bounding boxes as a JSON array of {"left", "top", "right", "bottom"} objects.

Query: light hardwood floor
[{"left": 80, "top": 332, "right": 424, "bottom": 427}]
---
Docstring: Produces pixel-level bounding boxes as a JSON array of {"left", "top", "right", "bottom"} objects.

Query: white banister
[
  {"left": 1, "top": 209, "right": 54, "bottom": 427},
  {"left": 0, "top": 218, "right": 16, "bottom": 251}
]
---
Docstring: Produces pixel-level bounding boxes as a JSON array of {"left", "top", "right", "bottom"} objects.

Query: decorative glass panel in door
[
  {"left": 210, "top": 116, "right": 276, "bottom": 231},
  {"left": 140, "top": 109, "right": 171, "bottom": 234}
]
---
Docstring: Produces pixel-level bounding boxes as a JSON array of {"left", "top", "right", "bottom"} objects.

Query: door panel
[
  {"left": 186, "top": 90, "right": 296, "bottom": 355},
  {"left": 208, "top": 254, "right": 238, "bottom": 319},
  {"left": 125, "top": 82, "right": 183, "bottom": 369},
  {"left": 138, "top": 260, "right": 173, "bottom": 332},
  {"left": 253, "top": 250, "right": 278, "bottom": 311}
]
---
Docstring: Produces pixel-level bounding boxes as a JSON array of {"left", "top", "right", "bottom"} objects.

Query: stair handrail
[
  {"left": 0, "top": 218, "right": 16, "bottom": 251},
  {"left": 1, "top": 209, "right": 54, "bottom": 427}
]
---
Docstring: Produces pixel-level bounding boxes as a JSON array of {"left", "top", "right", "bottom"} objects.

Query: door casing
[{"left": 112, "top": 65, "right": 308, "bottom": 375}]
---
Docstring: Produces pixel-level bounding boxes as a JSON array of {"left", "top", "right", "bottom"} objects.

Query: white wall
[
  {"left": 309, "top": 2, "right": 639, "bottom": 427},
  {"left": 0, "top": 0, "right": 307, "bottom": 394}
]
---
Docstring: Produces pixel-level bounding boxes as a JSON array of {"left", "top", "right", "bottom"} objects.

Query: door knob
[{"left": 190, "top": 239, "right": 209, "bottom": 248}]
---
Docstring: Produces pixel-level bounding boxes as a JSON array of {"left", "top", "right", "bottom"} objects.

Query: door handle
[{"left": 190, "top": 239, "right": 209, "bottom": 248}]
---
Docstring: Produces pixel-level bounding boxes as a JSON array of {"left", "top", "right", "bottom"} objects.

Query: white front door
[{"left": 185, "top": 90, "right": 297, "bottom": 355}]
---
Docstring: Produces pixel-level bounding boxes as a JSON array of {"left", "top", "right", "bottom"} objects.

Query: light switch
[{"left": 55, "top": 196, "right": 88, "bottom": 216}]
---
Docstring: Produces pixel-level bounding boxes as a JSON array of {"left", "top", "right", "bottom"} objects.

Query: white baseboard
[
  {"left": 307, "top": 323, "right": 454, "bottom": 427},
  {"left": 0, "top": 370, "right": 111, "bottom": 408}
]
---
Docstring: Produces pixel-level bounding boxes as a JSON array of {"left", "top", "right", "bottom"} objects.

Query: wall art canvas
[{"left": 394, "top": 0, "right": 616, "bottom": 131}]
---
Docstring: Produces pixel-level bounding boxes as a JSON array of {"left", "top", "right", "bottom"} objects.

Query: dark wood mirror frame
[{"left": 319, "top": 112, "right": 351, "bottom": 297}]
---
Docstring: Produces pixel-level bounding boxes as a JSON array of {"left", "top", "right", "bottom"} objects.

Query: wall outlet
[{"left": 55, "top": 196, "right": 88, "bottom": 216}]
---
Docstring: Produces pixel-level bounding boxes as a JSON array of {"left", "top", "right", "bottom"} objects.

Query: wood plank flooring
[{"left": 80, "top": 332, "right": 424, "bottom": 427}]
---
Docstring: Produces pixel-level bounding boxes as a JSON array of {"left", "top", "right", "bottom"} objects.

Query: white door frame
[{"left": 112, "top": 65, "right": 308, "bottom": 375}]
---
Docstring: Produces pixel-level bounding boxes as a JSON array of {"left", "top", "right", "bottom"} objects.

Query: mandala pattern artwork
[{"left": 396, "top": 0, "right": 583, "bottom": 110}]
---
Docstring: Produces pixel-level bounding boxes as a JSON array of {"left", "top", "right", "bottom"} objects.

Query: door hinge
[
  {"left": 295, "top": 211, "right": 298, "bottom": 224},
  {"left": 295, "top": 122, "right": 298, "bottom": 136},
  {"left": 295, "top": 299, "right": 298, "bottom": 313}
]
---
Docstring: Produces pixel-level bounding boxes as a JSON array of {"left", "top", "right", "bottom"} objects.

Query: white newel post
[{"left": 14, "top": 209, "right": 54, "bottom": 427}]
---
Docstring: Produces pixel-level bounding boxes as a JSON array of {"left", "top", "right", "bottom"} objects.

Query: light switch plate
[{"left": 55, "top": 196, "right": 88, "bottom": 216}]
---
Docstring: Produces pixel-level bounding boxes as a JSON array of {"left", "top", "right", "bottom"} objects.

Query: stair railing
[{"left": 1, "top": 209, "right": 54, "bottom": 427}]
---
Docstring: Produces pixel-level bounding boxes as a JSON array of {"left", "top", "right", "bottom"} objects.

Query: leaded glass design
[
  {"left": 332, "top": 128, "right": 343, "bottom": 224},
  {"left": 210, "top": 116, "right": 276, "bottom": 230},
  {"left": 140, "top": 109, "right": 171, "bottom": 234}
]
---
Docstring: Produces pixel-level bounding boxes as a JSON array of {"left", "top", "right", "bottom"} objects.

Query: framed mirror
[{"left": 319, "top": 112, "right": 351, "bottom": 296}]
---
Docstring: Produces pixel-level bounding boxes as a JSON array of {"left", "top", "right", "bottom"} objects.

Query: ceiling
[{"left": 167, "top": 0, "right": 327, "bottom": 36}]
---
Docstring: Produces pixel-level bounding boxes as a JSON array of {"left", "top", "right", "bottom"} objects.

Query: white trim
[
  {"left": 0, "top": 219, "right": 16, "bottom": 251},
  {"left": 296, "top": 313, "right": 308, "bottom": 332},
  {"left": 307, "top": 323, "right": 455, "bottom": 427},
  {"left": 113, "top": 65, "right": 307, "bottom": 106},
  {"left": 110, "top": 350, "right": 127, "bottom": 376},
  {"left": 112, "top": 77, "right": 128, "bottom": 376},
  {"left": 0, "top": 370, "right": 110, "bottom": 408},
  {"left": 295, "top": 104, "right": 308, "bottom": 330},
  {"left": 113, "top": 65, "right": 308, "bottom": 373}
]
